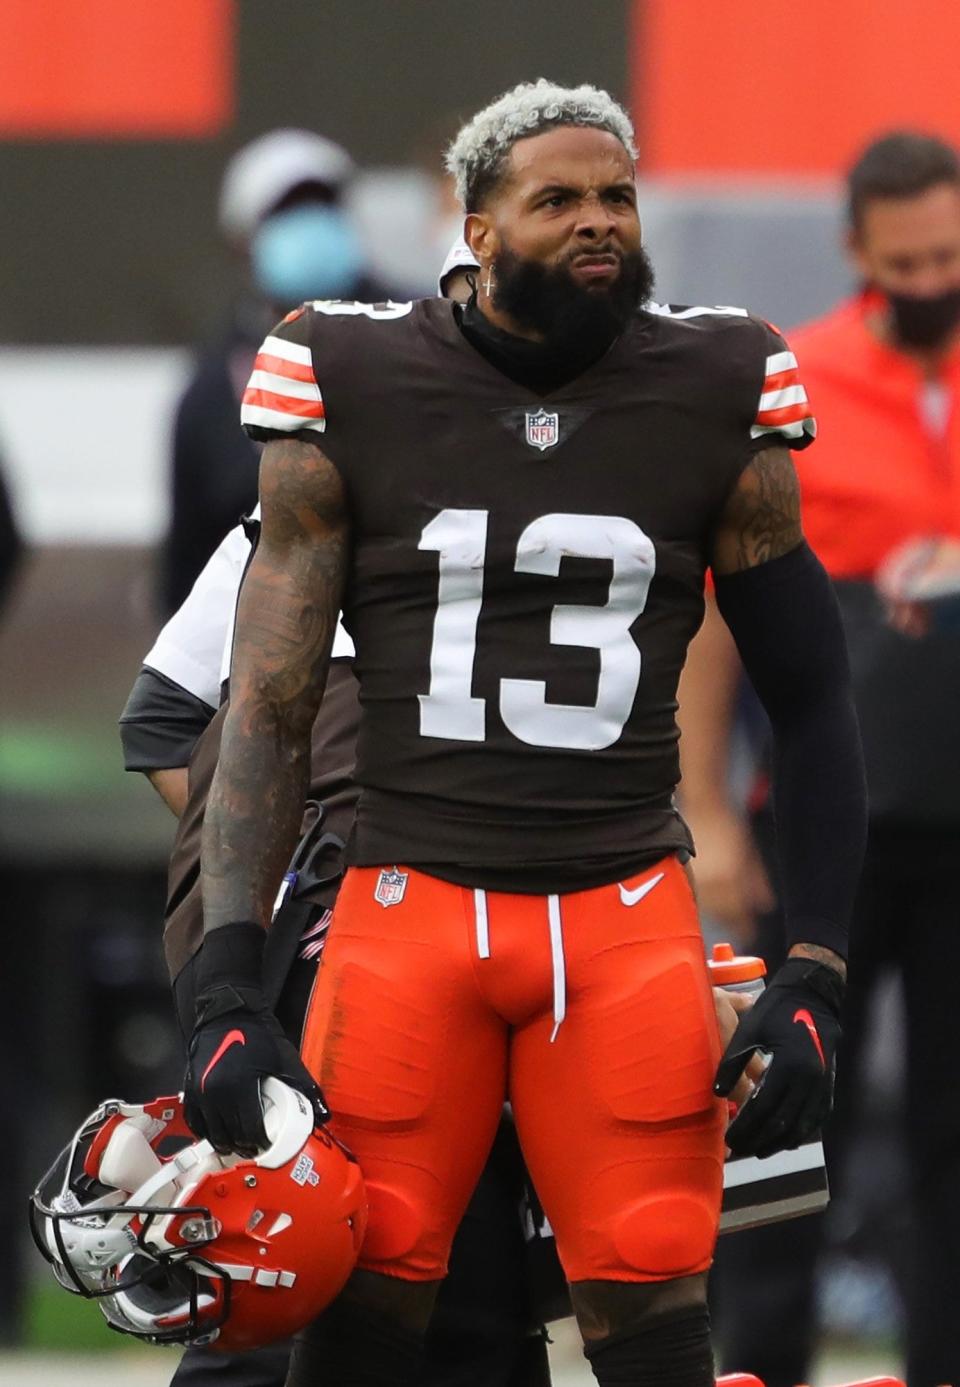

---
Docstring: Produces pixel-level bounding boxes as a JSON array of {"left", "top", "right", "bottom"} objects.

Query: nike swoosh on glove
[
  {"left": 183, "top": 921, "right": 328, "bottom": 1158},
  {"left": 713, "top": 956, "right": 844, "bottom": 1159}
]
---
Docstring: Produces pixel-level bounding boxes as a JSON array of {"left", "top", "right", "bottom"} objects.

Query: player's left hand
[{"left": 713, "top": 957, "right": 844, "bottom": 1158}]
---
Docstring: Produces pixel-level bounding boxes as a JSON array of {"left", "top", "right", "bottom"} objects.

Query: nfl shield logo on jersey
[
  {"left": 375, "top": 868, "right": 408, "bottom": 908},
  {"left": 525, "top": 408, "right": 559, "bottom": 451}
]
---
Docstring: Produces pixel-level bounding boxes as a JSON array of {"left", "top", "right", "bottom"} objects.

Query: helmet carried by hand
[{"left": 29, "top": 1078, "right": 366, "bottom": 1351}]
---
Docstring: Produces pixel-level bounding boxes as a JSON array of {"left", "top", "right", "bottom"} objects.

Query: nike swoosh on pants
[{"left": 618, "top": 871, "right": 665, "bottom": 907}]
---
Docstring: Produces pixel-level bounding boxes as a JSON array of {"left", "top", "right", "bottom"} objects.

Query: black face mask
[{"left": 886, "top": 285, "right": 960, "bottom": 349}]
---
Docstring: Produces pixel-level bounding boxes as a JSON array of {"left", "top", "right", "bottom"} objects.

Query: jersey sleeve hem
[
  {"left": 119, "top": 668, "right": 216, "bottom": 772},
  {"left": 243, "top": 424, "right": 327, "bottom": 445},
  {"left": 746, "top": 420, "right": 817, "bottom": 453}
]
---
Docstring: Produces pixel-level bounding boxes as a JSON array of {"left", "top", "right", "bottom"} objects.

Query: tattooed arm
[
  {"left": 711, "top": 445, "right": 802, "bottom": 575},
  {"left": 181, "top": 436, "right": 346, "bottom": 1154},
  {"left": 202, "top": 436, "right": 348, "bottom": 935}
]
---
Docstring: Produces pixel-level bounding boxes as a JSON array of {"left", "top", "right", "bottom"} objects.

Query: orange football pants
[{"left": 301, "top": 855, "right": 725, "bottom": 1284}]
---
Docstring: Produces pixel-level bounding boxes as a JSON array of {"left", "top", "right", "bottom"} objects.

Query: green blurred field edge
[
  {"left": 0, "top": 726, "right": 121, "bottom": 794},
  {"left": 26, "top": 1283, "right": 158, "bottom": 1353}
]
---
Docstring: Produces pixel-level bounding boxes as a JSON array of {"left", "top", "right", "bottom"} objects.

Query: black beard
[{"left": 491, "top": 242, "right": 655, "bottom": 352}]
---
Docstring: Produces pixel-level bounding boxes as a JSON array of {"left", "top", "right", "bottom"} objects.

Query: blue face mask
[{"left": 251, "top": 204, "right": 365, "bottom": 305}]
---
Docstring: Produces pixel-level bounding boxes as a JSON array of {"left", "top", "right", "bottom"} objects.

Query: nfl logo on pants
[
  {"left": 375, "top": 868, "right": 408, "bottom": 907},
  {"left": 525, "top": 408, "right": 559, "bottom": 451}
]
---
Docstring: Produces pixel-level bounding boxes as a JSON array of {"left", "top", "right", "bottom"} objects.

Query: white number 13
[{"left": 418, "top": 510, "right": 656, "bottom": 751}]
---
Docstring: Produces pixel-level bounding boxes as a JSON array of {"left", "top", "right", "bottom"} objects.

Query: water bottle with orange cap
[
  {"left": 708, "top": 943, "right": 770, "bottom": 1120},
  {"left": 707, "top": 941, "right": 766, "bottom": 1002}
]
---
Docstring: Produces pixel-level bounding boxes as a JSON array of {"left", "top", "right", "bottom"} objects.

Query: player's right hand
[
  {"left": 184, "top": 999, "right": 328, "bottom": 1158},
  {"left": 182, "top": 920, "right": 327, "bottom": 1158}
]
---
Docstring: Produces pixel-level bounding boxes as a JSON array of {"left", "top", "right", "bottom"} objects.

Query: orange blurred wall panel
[
  {"left": 634, "top": 0, "right": 960, "bottom": 177},
  {"left": 0, "top": 0, "right": 234, "bottom": 138}
]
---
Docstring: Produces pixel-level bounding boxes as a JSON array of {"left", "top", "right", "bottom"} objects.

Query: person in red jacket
[{"left": 683, "top": 132, "right": 960, "bottom": 1387}]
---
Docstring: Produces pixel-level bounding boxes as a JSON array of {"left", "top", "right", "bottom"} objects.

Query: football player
[{"left": 185, "top": 80, "right": 866, "bottom": 1387}]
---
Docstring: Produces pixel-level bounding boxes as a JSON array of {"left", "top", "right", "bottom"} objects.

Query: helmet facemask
[{"left": 29, "top": 1097, "right": 232, "bottom": 1344}]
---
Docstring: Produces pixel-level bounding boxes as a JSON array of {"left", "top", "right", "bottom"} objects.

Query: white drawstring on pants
[
  {"left": 474, "top": 888, "right": 490, "bottom": 958},
  {"left": 547, "top": 894, "right": 566, "bottom": 1043},
  {"left": 472, "top": 889, "right": 567, "bottom": 1042}
]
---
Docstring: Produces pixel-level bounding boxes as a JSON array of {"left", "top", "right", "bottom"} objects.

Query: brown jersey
[{"left": 241, "top": 298, "right": 815, "bottom": 880}]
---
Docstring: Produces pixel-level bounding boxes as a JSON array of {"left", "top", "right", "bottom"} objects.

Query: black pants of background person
[
  {"left": 170, "top": 955, "right": 552, "bottom": 1387},
  {"left": 711, "top": 818, "right": 960, "bottom": 1387}
]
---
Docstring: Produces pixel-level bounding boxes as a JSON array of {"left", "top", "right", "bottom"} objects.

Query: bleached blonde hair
[{"left": 445, "top": 79, "right": 637, "bottom": 211}]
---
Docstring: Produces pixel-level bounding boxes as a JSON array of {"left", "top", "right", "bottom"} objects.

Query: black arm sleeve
[
  {"left": 714, "top": 542, "right": 867, "bottom": 958},
  {"left": 119, "top": 667, "right": 217, "bottom": 772}
]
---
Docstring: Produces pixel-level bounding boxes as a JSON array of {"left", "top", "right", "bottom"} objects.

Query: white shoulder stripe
[
  {"left": 765, "top": 350, "right": 797, "bottom": 375},
  {"left": 241, "top": 402, "right": 326, "bottom": 434},
  {"left": 758, "top": 384, "right": 808, "bottom": 412},
  {"left": 260, "top": 335, "right": 314, "bottom": 367},
  {"left": 246, "top": 369, "right": 321, "bottom": 403}
]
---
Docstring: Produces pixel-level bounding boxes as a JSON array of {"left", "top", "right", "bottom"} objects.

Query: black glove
[
  {"left": 183, "top": 921, "right": 328, "bottom": 1158},
  {"left": 713, "top": 957, "right": 844, "bottom": 1159}
]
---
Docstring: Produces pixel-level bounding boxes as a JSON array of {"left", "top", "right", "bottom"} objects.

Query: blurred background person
[
  {"left": 683, "top": 131, "right": 960, "bottom": 1387},
  {"left": 161, "top": 128, "right": 393, "bottom": 616}
]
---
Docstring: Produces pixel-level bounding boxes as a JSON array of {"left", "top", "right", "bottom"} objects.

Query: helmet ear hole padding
[
  {"left": 98, "top": 1126, "right": 164, "bottom": 1193},
  {"left": 111, "top": 1254, "right": 210, "bottom": 1317}
]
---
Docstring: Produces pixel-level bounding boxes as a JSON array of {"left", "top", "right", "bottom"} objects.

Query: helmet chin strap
[{"left": 207, "top": 1264, "right": 299, "bottom": 1287}]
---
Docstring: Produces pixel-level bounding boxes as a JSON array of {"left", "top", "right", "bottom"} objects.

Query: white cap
[
  {"left": 219, "top": 129, "right": 356, "bottom": 244},
  {"left": 437, "top": 235, "right": 480, "bottom": 294}
]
